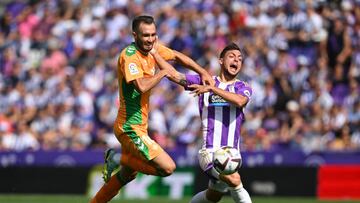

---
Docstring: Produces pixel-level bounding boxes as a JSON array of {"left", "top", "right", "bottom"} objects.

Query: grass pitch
[{"left": 0, "top": 195, "right": 358, "bottom": 203}]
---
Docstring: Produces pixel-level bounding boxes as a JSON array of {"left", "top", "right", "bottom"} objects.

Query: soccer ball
[{"left": 213, "top": 146, "right": 241, "bottom": 175}]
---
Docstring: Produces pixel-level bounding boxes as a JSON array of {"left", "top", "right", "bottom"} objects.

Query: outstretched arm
[
  {"left": 151, "top": 37, "right": 214, "bottom": 86},
  {"left": 173, "top": 50, "right": 214, "bottom": 86},
  {"left": 150, "top": 50, "right": 188, "bottom": 87},
  {"left": 189, "top": 84, "right": 249, "bottom": 108}
]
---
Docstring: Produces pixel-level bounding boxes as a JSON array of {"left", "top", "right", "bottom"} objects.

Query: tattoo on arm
[{"left": 179, "top": 79, "right": 187, "bottom": 86}]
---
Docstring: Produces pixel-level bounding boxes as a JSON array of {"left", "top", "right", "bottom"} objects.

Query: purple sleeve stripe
[{"left": 185, "top": 74, "right": 201, "bottom": 90}]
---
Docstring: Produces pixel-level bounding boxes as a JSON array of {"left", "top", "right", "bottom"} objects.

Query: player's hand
[
  {"left": 189, "top": 84, "right": 211, "bottom": 96},
  {"left": 150, "top": 36, "right": 159, "bottom": 55},
  {"left": 200, "top": 72, "right": 215, "bottom": 86}
]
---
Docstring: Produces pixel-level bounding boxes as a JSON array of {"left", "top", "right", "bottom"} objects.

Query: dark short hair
[
  {"left": 132, "top": 15, "right": 155, "bottom": 33},
  {"left": 219, "top": 43, "right": 244, "bottom": 59}
]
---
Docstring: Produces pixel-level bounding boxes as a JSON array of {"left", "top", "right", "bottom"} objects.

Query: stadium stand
[{"left": 0, "top": 0, "right": 359, "bottom": 153}]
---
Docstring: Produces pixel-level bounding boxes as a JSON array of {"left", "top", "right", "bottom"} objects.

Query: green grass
[{"left": 0, "top": 195, "right": 358, "bottom": 203}]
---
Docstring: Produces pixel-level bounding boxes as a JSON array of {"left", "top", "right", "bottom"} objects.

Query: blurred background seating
[{"left": 0, "top": 0, "right": 359, "bottom": 154}]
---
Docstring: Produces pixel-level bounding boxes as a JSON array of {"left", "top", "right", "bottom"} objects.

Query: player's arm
[
  {"left": 150, "top": 50, "right": 187, "bottom": 87},
  {"left": 189, "top": 84, "right": 249, "bottom": 108},
  {"left": 132, "top": 70, "right": 170, "bottom": 93},
  {"left": 121, "top": 52, "right": 170, "bottom": 93},
  {"left": 152, "top": 38, "right": 212, "bottom": 85},
  {"left": 172, "top": 50, "right": 214, "bottom": 86}
]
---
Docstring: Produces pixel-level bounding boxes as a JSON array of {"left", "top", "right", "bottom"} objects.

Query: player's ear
[
  {"left": 132, "top": 31, "right": 137, "bottom": 39},
  {"left": 219, "top": 58, "right": 223, "bottom": 65}
]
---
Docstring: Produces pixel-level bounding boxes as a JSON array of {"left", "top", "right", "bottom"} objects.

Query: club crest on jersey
[
  {"left": 243, "top": 90, "right": 251, "bottom": 98},
  {"left": 209, "top": 94, "right": 229, "bottom": 106},
  {"left": 126, "top": 46, "right": 136, "bottom": 56},
  {"left": 128, "top": 63, "right": 139, "bottom": 75}
]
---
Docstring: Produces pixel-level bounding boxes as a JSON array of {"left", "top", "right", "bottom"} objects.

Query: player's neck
[
  {"left": 218, "top": 74, "right": 237, "bottom": 84},
  {"left": 138, "top": 48, "right": 149, "bottom": 56}
]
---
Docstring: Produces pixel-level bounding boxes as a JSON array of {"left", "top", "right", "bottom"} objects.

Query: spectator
[{"left": 0, "top": 0, "right": 358, "bottom": 153}]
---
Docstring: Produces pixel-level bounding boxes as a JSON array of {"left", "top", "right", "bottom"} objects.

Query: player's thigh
[
  {"left": 128, "top": 133, "right": 176, "bottom": 175},
  {"left": 117, "top": 132, "right": 163, "bottom": 162},
  {"left": 150, "top": 150, "right": 176, "bottom": 174}
]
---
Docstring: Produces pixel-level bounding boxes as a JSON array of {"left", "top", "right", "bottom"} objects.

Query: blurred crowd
[{"left": 0, "top": 0, "right": 359, "bottom": 153}]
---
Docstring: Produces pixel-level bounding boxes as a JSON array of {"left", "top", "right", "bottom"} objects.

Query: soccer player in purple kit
[{"left": 150, "top": 42, "right": 252, "bottom": 203}]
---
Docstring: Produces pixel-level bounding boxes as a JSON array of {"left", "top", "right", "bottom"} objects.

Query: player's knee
[
  {"left": 158, "top": 162, "right": 176, "bottom": 177},
  {"left": 117, "top": 171, "right": 138, "bottom": 185},
  {"left": 128, "top": 171, "right": 138, "bottom": 180}
]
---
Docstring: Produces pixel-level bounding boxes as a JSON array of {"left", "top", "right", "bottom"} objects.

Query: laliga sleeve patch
[
  {"left": 128, "top": 63, "right": 139, "bottom": 75},
  {"left": 243, "top": 90, "right": 251, "bottom": 98}
]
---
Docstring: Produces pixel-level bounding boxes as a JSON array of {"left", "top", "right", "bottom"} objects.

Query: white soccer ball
[{"left": 213, "top": 146, "right": 241, "bottom": 175}]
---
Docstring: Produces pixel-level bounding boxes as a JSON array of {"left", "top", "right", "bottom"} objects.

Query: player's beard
[
  {"left": 143, "top": 43, "right": 153, "bottom": 51},
  {"left": 135, "top": 40, "right": 153, "bottom": 53}
]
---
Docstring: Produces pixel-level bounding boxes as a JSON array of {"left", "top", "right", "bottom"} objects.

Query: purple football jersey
[{"left": 185, "top": 75, "right": 252, "bottom": 151}]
